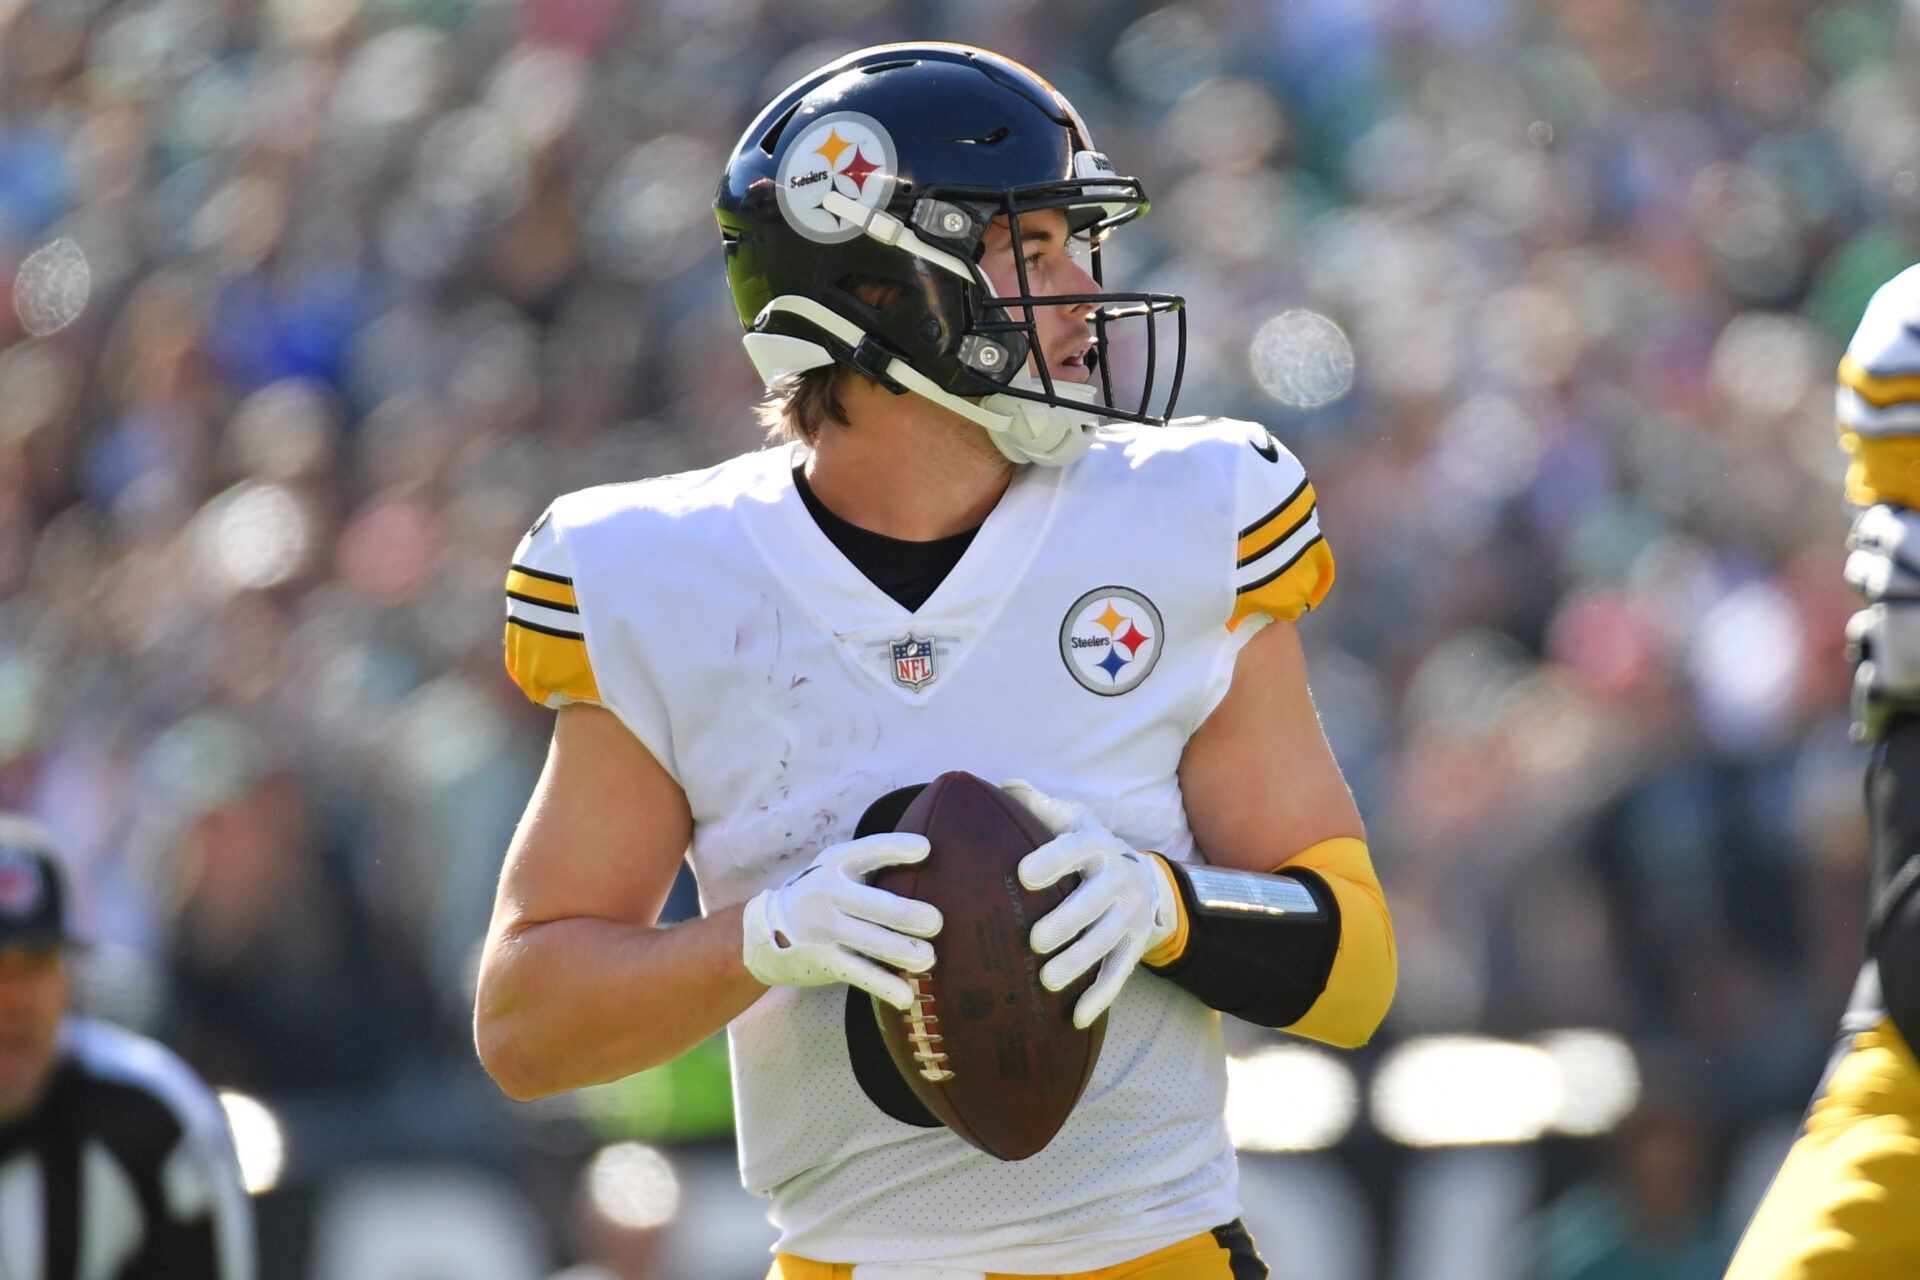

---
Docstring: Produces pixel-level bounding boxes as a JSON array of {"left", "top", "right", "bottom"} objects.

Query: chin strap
[{"left": 745, "top": 295, "right": 1101, "bottom": 466}]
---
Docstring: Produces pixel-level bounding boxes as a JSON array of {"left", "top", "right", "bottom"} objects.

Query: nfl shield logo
[{"left": 890, "top": 634, "right": 937, "bottom": 690}]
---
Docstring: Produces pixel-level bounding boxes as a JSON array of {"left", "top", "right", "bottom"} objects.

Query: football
[{"left": 867, "top": 771, "right": 1106, "bottom": 1160}]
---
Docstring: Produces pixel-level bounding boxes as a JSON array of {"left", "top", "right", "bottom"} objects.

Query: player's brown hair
[
  {"left": 757, "top": 277, "right": 911, "bottom": 445},
  {"left": 757, "top": 366, "right": 856, "bottom": 445}
]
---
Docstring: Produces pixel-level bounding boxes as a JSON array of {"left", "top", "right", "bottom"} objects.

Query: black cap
[{"left": 0, "top": 817, "right": 73, "bottom": 951}]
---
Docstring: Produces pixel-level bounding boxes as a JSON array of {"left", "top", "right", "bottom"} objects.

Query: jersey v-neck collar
[
  {"left": 736, "top": 445, "right": 1064, "bottom": 688},
  {"left": 791, "top": 465, "right": 978, "bottom": 612}
]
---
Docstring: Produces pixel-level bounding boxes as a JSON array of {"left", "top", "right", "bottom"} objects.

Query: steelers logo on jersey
[
  {"left": 775, "top": 111, "right": 898, "bottom": 244},
  {"left": 1059, "top": 587, "right": 1163, "bottom": 695}
]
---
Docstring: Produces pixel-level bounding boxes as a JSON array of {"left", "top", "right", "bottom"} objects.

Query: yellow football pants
[
  {"left": 1725, "top": 1018, "right": 1920, "bottom": 1279},
  {"left": 769, "top": 1222, "right": 1265, "bottom": 1279}
]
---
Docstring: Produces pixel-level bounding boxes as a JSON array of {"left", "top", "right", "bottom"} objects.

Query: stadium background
[{"left": 0, "top": 0, "right": 1910, "bottom": 1274}]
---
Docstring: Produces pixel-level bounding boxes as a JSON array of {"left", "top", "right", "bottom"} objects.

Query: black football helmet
[{"left": 714, "top": 42, "right": 1186, "bottom": 464}]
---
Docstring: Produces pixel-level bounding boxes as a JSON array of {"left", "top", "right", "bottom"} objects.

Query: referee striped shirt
[{"left": 0, "top": 1018, "right": 253, "bottom": 1280}]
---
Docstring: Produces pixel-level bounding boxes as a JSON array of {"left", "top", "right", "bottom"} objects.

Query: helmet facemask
[
  {"left": 951, "top": 164, "right": 1188, "bottom": 454},
  {"left": 718, "top": 44, "right": 1188, "bottom": 465}
]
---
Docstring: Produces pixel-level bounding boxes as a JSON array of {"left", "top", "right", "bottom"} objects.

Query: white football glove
[
  {"left": 741, "top": 833, "right": 943, "bottom": 1011},
  {"left": 1001, "top": 780, "right": 1180, "bottom": 1030}
]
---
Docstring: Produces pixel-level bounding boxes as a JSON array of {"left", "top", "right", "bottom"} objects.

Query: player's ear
[{"left": 855, "top": 784, "right": 930, "bottom": 839}]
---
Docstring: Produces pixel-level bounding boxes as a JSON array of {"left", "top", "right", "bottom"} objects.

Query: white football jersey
[{"left": 503, "top": 416, "right": 1333, "bottom": 1272}]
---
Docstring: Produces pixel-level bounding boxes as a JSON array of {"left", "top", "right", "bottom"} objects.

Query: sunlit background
[{"left": 1, "top": 0, "right": 1910, "bottom": 1275}]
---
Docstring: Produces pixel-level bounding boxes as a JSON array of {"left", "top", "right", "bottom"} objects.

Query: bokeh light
[
  {"left": 585, "top": 1143, "right": 681, "bottom": 1231},
  {"left": 1226, "top": 1045, "right": 1360, "bottom": 1152},
  {"left": 1373, "top": 1037, "right": 1565, "bottom": 1147},
  {"left": 192, "top": 483, "right": 313, "bottom": 593},
  {"left": 1112, "top": 8, "right": 1223, "bottom": 105},
  {"left": 219, "top": 1090, "right": 286, "bottom": 1195},
  {"left": 14, "top": 238, "right": 91, "bottom": 337},
  {"left": 1250, "top": 310, "right": 1356, "bottom": 409},
  {"left": 1539, "top": 1030, "right": 1642, "bottom": 1137},
  {"left": 587, "top": 136, "right": 723, "bottom": 281}
]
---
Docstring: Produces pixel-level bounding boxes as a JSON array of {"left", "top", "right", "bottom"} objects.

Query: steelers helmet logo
[
  {"left": 775, "top": 111, "right": 898, "bottom": 244},
  {"left": 1059, "top": 587, "right": 1164, "bottom": 696}
]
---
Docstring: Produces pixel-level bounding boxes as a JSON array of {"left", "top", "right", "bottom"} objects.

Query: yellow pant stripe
[{"left": 1726, "top": 1018, "right": 1920, "bottom": 1279}]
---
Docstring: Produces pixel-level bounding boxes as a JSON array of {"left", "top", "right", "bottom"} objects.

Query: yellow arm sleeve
[{"left": 1277, "top": 836, "right": 1397, "bottom": 1048}]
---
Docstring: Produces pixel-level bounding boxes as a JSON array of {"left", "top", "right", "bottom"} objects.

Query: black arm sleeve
[
  {"left": 1146, "top": 860, "right": 1343, "bottom": 1028},
  {"left": 1868, "top": 718, "right": 1920, "bottom": 1052}
]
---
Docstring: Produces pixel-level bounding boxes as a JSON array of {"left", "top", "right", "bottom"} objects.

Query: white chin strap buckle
[{"left": 980, "top": 379, "right": 1103, "bottom": 466}]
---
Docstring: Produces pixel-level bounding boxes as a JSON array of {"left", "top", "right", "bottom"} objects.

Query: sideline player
[
  {"left": 476, "top": 44, "right": 1395, "bottom": 1278},
  {"left": 1724, "top": 267, "right": 1920, "bottom": 1277},
  {"left": 0, "top": 816, "right": 255, "bottom": 1280}
]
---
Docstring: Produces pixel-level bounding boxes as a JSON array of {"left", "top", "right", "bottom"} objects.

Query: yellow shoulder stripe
[
  {"left": 1237, "top": 479, "right": 1315, "bottom": 564},
  {"left": 1229, "top": 538, "right": 1335, "bottom": 630},
  {"left": 1840, "top": 355, "right": 1920, "bottom": 409},
  {"left": 506, "top": 567, "right": 578, "bottom": 610},
  {"left": 504, "top": 621, "right": 600, "bottom": 707},
  {"left": 1274, "top": 837, "right": 1395, "bottom": 1049},
  {"left": 1839, "top": 428, "right": 1920, "bottom": 508}
]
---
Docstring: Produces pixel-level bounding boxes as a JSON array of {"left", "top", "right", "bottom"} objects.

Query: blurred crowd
[{"left": 3, "top": 0, "right": 1917, "bottom": 1274}]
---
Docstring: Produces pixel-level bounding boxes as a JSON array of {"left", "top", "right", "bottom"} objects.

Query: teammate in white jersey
[{"left": 476, "top": 43, "right": 1396, "bottom": 1279}]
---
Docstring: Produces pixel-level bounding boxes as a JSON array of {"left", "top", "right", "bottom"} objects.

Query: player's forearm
[{"left": 475, "top": 902, "right": 765, "bottom": 1101}]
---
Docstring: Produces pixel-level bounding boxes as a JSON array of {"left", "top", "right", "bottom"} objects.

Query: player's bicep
[
  {"left": 491, "top": 703, "right": 693, "bottom": 939},
  {"left": 1179, "top": 619, "right": 1361, "bottom": 872}
]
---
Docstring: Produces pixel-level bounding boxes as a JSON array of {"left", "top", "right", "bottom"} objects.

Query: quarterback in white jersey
[{"left": 477, "top": 43, "right": 1395, "bottom": 1280}]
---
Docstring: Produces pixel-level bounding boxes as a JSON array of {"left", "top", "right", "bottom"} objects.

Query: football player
[
  {"left": 475, "top": 44, "right": 1395, "bottom": 1279},
  {"left": 1723, "top": 266, "right": 1920, "bottom": 1278}
]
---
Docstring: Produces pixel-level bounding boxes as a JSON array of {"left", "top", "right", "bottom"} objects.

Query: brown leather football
[{"left": 867, "top": 771, "right": 1106, "bottom": 1161}]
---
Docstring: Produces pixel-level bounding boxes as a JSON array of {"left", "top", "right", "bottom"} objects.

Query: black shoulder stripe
[
  {"left": 1237, "top": 475, "right": 1310, "bottom": 540},
  {"left": 507, "top": 616, "right": 584, "bottom": 640},
  {"left": 509, "top": 562, "right": 573, "bottom": 586},
  {"left": 1236, "top": 504, "right": 1316, "bottom": 569},
  {"left": 506, "top": 589, "right": 579, "bottom": 614},
  {"left": 66, "top": 1071, "right": 189, "bottom": 1172},
  {"left": 1236, "top": 533, "right": 1326, "bottom": 596}
]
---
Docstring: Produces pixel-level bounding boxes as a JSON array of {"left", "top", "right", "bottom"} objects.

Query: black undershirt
[{"left": 793, "top": 466, "right": 978, "bottom": 611}]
